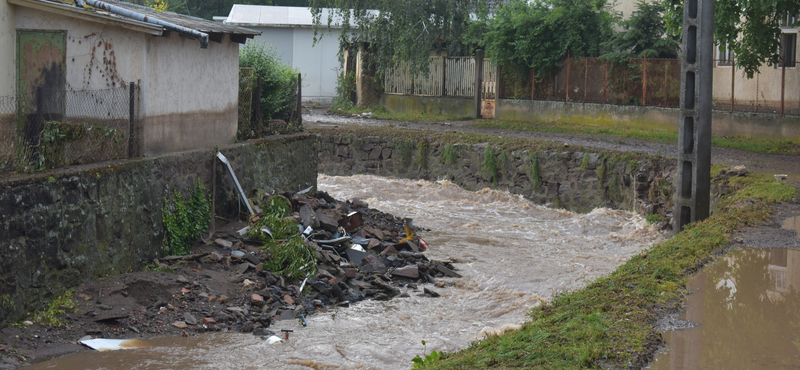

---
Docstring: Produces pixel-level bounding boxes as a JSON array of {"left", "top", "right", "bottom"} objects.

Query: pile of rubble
[{"left": 149, "top": 189, "right": 462, "bottom": 336}]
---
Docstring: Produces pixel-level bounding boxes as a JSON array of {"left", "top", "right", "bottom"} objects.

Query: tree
[
  {"left": 483, "top": 0, "right": 615, "bottom": 77},
  {"left": 309, "top": 0, "right": 491, "bottom": 77},
  {"left": 664, "top": 0, "right": 800, "bottom": 78},
  {"left": 601, "top": 0, "right": 679, "bottom": 62}
]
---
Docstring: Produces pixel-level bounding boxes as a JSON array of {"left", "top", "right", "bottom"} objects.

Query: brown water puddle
[{"left": 647, "top": 246, "right": 800, "bottom": 369}]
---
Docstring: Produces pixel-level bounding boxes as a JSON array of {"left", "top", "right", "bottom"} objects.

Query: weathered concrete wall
[
  {"left": 142, "top": 35, "right": 240, "bottom": 156},
  {"left": 8, "top": 6, "right": 240, "bottom": 156},
  {"left": 0, "top": 0, "right": 15, "bottom": 97},
  {"left": 381, "top": 94, "right": 474, "bottom": 117},
  {"left": 0, "top": 133, "right": 317, "bottom": 326},
  {"left": 316, "top": 132, "right": 675, "bottom": 218}
]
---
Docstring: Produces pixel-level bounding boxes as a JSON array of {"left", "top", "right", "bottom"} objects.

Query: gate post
[
  {"left": 675, "top": 0, "right": 714, "bottom": 230},
  {"left": 474, "top": 49, "right": 484, "bottom": 118}
]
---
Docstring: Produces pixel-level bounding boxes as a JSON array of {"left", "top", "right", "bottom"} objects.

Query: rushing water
[{"left": 26, "top": 174, "right": 662, "bottom": 370}]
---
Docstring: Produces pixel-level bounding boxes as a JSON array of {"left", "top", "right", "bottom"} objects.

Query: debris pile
[{"left": 140, "top": 189, "right": 462, "bottom": 337}]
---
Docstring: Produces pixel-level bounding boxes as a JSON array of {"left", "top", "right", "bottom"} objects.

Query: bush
[
  {"left": 239, "top": 42, "right": 299, "bottom": 127},
  {"left": 162, "top": 182, "right": 211, "bottom": 255}
]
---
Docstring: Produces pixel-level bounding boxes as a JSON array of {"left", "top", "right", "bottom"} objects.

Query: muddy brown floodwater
[
  {"left": 648, "top": 211, "right": 800, "bottom": 370},
  {"left": 25, "top": 174, "right": 662, "bottom": 370}
]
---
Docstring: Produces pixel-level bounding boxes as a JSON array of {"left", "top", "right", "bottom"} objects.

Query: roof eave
[{"left": 8, "top": 0, "right": 164, "bottom": 35}]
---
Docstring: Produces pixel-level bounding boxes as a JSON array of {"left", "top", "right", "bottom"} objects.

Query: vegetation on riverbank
[
  {"left": 327, "top": 106, "right": 800, "bottom": 154},
  {"left": 418, "top": 171, "right": 797, "bottom": 369},
  {"left": 477, "top": 119, "right": 800, "bottom": 155}
]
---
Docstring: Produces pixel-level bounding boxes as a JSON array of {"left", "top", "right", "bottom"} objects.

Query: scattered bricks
[
  {"left": 202, "top": 317, "right": 216, "bottom": 324},
  {"left": 283, "top": 295, "right": 295, "bottom": 305},
  {"left": 423, "top": 288, "right": 441, "bottom": 298},
  {"left": 380, "top": 245, "right": 399, "bottom": 256},
  {"left": 215, "top": 238, "right": 233, "bottom": 248},
  {"left": 344, "top": 268, "right": 358, "bottom": 279},
  {"left": 392, "top": 265, "right": 419, "bottom": 279},
  {"left": 368, "top": 238, "right": 382, "bottom": 250},
  {"left": 251, "top": 294, "right": 264, "bottom": 306},
  {"left": 171, "top": 321, "right": 188, "bottom": 329},
  {"left": 183, "top": 313, "right": 198, "bottom": 326},
  {"left": 315, "top": 209, "right": 342, "bottom": 232},
  {"left": 435, "top": 264, "right": 462, "bottom": 278},
  {"left": 218, "top": 295, "right": 229, "bottom": 304}
]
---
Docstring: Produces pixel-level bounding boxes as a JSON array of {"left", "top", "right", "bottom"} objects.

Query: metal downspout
[{"left": 81, "top": 0, "right": 209, "bottom": 48}]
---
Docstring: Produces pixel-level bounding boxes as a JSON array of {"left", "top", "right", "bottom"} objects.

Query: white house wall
[
  {"left": 251, "top": 27, "right": 340, "bottom": 104},
  {"left": 142, "top": 35, "right": 238, "bottom": 155},
  {"left": 0, "top": 0, "right": 16, "bottom": 97},
  {"left": 7, "top": 5, "right": 239, "bottom": 156}
]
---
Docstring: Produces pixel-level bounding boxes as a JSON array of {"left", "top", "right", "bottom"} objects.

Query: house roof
[
  {"left": 9, "top": 0, "right": 260, "bottom": 44},
  {"left": 224, "top": 5, "right": 360, "bottom": 29}
]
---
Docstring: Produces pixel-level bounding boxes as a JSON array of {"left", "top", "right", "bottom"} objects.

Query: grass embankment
[
  {"left": 475, "top": 119, "right": 800, "bottom": 155},
  {"left": 415, "top": 172, "right": 797, "bottom": 369},
  {"left": 328, "top": 106, "right": 800, "bottom": 154}
]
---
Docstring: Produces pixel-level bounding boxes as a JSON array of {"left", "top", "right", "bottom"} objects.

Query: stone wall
[
  {"left": 0, "top": 133, "right": 317, "bottom": 326},
  {"left": 316, "top": 132, "right": 675, "bottom": 219}
]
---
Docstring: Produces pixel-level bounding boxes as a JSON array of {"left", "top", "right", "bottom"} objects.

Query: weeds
[
  {"left": 528, "top": 152, "right": 541, "bottom": 190},
  {"left": 482, "top": 146, "right": 498, "bottom": 184},
  {"left": 30, "top": 290, "right": 79, "bottom": 327},
  {"left": 162, "top": 181, "right": 211, "bottom": 255},
  {"left": 441, "top": 143, "right": 458, "bottom": 165}
]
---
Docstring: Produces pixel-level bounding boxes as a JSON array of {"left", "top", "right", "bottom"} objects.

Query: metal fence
[
  {"left": 385, "top": 55, "right": 800, "bottom": 117},
  {"left": 0, "top": 84, "right": 136, "bottom": 175},
  {"left": 384, "top": 56, "right": 498, "bottom": 98},
  {"left": 501, "top": 57, "right": 682, "bottom": 107}
]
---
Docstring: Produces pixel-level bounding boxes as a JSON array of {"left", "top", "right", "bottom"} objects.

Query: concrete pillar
[
  {"left": 675, "top": 0, "right": 714, "bottom": 230},
  {"left": 474, "top": 49, "right": 484, "bottom": 118}
]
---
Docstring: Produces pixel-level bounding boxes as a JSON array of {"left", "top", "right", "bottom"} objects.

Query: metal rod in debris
[{"left": 216, "top": 152, "right": 255, "bottom": 216}]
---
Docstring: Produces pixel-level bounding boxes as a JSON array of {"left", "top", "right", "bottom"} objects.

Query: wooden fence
[{"left": 384, "top": 56, "right": 498, "bottom": 99}]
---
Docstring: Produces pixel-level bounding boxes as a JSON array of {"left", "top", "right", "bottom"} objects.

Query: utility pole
[{"left": 675, "top": 0, "right": 714, "bottom": 230}]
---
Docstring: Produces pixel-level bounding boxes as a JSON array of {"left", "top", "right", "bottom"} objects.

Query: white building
[
  {"left": 1, "top": 0, "right": 258, "bottom": 156},
  {"left": 223, "top": 5, "right": 343, "bottom": 104}
]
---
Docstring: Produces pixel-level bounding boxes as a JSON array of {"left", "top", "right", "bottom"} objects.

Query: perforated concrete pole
[
  {"left": 675, "top": 0, "right": 714, "bottom": 230},
  {"left": 474, "top": 49, "right": 484, "bottom": 118}
]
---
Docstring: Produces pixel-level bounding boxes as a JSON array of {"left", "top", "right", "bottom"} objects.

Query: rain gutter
[{"left": 78, "top": 0, "right": 209, "bottom": 48}]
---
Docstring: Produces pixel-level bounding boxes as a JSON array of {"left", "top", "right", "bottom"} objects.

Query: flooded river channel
[{"left": 27, "top": 174, "right": 661, "bottom": 370}]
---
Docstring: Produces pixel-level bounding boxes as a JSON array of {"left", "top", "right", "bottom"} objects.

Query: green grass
[
  {"left": 420, "top": 171, "right": 798, "bottom": 369},
  {"left": 476, "top": 119, "right": 800, "bottom": 155},
  {"left": 331, "top": 105, "right": 474, "bottom": 123}
]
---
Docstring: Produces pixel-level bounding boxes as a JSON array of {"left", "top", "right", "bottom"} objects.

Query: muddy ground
[{"left": 0, "top": 191, "right": 459, "bottom": 369}]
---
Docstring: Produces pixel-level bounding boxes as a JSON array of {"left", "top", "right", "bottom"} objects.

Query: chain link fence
[{"left": 0, "top": 84, "right": 136, "bottom": 175}]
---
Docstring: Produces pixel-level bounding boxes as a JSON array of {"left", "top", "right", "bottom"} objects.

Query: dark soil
[{"left": 0, "top": 191, "right": 457, "bottom": 369}]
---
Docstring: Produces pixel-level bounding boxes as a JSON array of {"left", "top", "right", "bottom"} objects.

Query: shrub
[
  {"left": 162, "top": 181, "right": 211, "bottom": 255},
  {"left": 239, "top": 42, "right": 299, "bottom": 124}
]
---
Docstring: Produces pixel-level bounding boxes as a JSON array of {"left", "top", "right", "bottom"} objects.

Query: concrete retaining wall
[
  {"left": 0, "top": 133, "right": 317, "bottom": 326},
  {"left": 316, "top": 132, "right": 675, "bottom": 220},
  {"left": 381, "top": 94, "right": 474, "bottom": 118}
]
